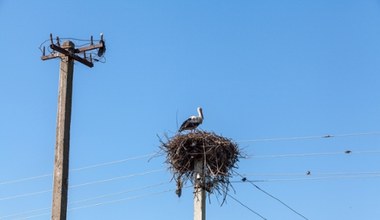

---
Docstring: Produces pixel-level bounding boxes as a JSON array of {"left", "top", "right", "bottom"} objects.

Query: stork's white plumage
[{"left": 178, "top": 107, "right": 204, "bottom": 132}]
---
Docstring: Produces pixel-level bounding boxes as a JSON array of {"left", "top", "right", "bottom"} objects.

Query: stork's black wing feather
[
  {"left": 179, "top": 118, "right": 192, "bottom": 132},
  {"left": 178, "top": 118, "right": 201, "bottom": 132}
]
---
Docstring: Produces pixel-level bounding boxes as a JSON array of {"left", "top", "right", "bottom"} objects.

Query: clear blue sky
[{"left": 1, "top": 0, "right": 380, "bottom": 219}]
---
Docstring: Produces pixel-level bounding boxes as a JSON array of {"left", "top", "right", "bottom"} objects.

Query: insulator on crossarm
[
  {"left": 50, "top": 33, "right": 54, "bottom": 45},
  {"left": 97, "top": 33, "right": 106, "bottom": 57}
]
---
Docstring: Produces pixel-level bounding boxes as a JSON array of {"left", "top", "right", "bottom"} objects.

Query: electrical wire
[
  {"left": 235, "top": 172, "right": 309, "bottom": 220},
  {"left": 0, "top": 182, "right": 170, "bottom": 220},
  {"left": 2, "top": 147, "right": 379, "bottom": 186},
  {"left": 232, "top": 172, "right": 380, "bottom": 184},
  {"left": 38, "top": 39, "right": 50, "bottom": 53},
  {"left": 38, "top": 36, "right": 105, "bottom": 62},
  {"left": 2, "top": 131, "right": 379, "bottom": 186},
  {"left": 0, "top": 189, "right": 52, "bottom": 202},
  {"left": 0, "top": 169, "right": 165, "bottom": 202},
  {"left": 0, "top": 207, "right": 50, "bottom": 220},
  {"left": 16, "top": 211, "right": 49, "bottom": 219},
  {"left": 39, "top": 37, "right": 102, "bottom": 50},
  {"left": 20, "top": 189, "right": 176, "bottom": 219},
  {"left": 227, "top": 193, "right": 267, "bottom": 220},
  {"left": 71, "top": 153, "right": 156, "bottom": 172},
  {"left": 2, "top": 147, "right": 379, "bottom": 187},
  {"left": 0, "top": 153, "right": 156, "bottom": 186},
  {"left": 0, "top": 173, "right": 51, "bottom": 185},
  {"left": 5, "top": 169, "right": 378, "bottom": 216},
  {"left": 70, "top": 189, "right": 174, "bottom": 211},
  {"left": 60, "top": 37, "right": 101, "bottom": 42},
  {"left": 69, "top": 169, "right": 165, "bottom": 188},
  {"left": 246, "top": 150, "right": 380, "bottom": 159},
  {"left": 70, "top": 181, "right": 169, "bottom": 205},
  {"left": 238, "top": 131, "right": 380, "bottom": 143},
  {"left": 242, "top": 171, "right": 380, "bottom": 177},
  {"left": 251, "top": 183, "right": 308, "bottom": 219},
  {"left": 260, "top": 185, "right": 307, "bottom": 219},
  {"left": 242, "top": 174, "right": 380, "bottom": 183}
]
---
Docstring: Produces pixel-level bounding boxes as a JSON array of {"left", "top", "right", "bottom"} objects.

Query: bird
[
  {"left": 97, "top": 33, "right": 106, "bottom": 57},
  {"left": 178, "top": 107, "right": 204, "bottom": 132},
  {"left": 175, "top": 177, "right": 183, "bottom": 197}
]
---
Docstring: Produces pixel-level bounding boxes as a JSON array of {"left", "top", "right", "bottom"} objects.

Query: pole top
[{"left": 62, "top": 41, "right": 75, "bottom": 49}]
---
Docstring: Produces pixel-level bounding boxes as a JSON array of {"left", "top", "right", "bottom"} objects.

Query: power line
[
  {"left": 240, "top": 178, "right": 308, "bottom": 220},
  {"left": 21, "top": 189, "right": 176, "bottom": 219},
  {"left": 235, "top": 172, "right": 309, "bottom": 220},
  {"left": 70, "top": 169, "right": 165, "bottom": 188},
  {"left": 2, "top": 147, "right": 379, "bottom": 188},
  {"left": 0, "top": 169, "right": 165, "bottom": 202},
  {"left": 2, "top": 131, "right": 379, "bottom": 187},
  {"left": 5, "top": 169, "right": 378, "bottom": 214},
  {"left": 242, "top": 171, "right": 380, "bottom": 177},
  {"left": 0, "top": 189, "right": 52, "bottom": 202},
  {"left": 2, "top": 148, "right": 379, "bottom": 187},
  {"left": 0, "top": 153, "right": 156, "bottom": 186},
  {"left": 246, "top": 150, "right": 380, "bottom": 159},
  {"left": 0, "top": 182, "right": 170, "bottom": 219},
  {"left": 242, "top": 174, "right": 380, "bottom": 183},
  {"left": 69, "top": 181, "right": 169, "bottom": 205},
  {"left": 227, "top": 193, "right": 267, "bottom": 220},
  {"left": 70, "top": 189, "right": 174, "bottom": 211},
  {"left": 0, "top": 173, "right": 52, "bottom": 185},
  {"left": 238, "top": 131, "right": 380, "bottom": 143},
  {"left": 70, "top": 153, "right": 156, "bottom": 172},
  {"left": 0, "top": 207, "right": 50, "bottom": 220},
  {"left": 13, "top": 211, "right": 49, "bottom": 220}
]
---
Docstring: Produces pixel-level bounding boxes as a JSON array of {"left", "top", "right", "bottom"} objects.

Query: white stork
[{"left": 178, "top": 107, "right": 204, "bottom": 132}]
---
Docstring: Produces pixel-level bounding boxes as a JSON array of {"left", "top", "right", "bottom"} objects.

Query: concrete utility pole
[
  {"left": 41, "top": 34, "right": 105, "bottom": 220},
  {"left": 194, "top": 160, "right": 206, "bottom": 220},
  {"left": 51, "top": 41, "right": 74, "bottom": 220}
]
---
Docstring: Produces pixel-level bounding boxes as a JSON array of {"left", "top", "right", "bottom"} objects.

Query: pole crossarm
[
  {"left": 41, "top": 52, "right": 60, "bottom": 61},
  {"left": 50, "top": 44, "right": 94, "bottom": 67},
  {"left": 75, "top": 42, "right": 104, "bottom": 53},
  {"left": 41, "top": 33, "right": 106, "bottom": 68}
]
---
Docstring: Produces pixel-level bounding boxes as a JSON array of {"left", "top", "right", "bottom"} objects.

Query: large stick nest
[{"left": 160, "top": 131, "right": 240, "bottom": 199}]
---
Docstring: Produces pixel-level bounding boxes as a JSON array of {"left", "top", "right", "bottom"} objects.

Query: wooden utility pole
[
  {"left": 194, "top": 160, "right": 206, "bottom": 220},
  {"left": 41, "top": 34, "right": 105, "bottom": 220}
]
